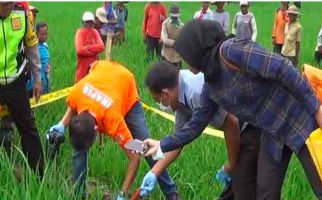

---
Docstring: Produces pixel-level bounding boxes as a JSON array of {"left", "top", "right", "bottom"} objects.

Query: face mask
[{"left": 158, "top": 92, "right": 174, "bottom": 113}]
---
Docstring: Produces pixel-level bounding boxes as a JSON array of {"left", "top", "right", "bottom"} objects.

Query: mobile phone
[{"left": 124, "top": 139, "right": 148, "bottom": 153}]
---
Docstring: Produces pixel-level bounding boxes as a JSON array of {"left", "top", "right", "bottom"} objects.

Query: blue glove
[
  {"left": 140, "top": 170, "right": 157, "bottom": 196},
  {"left": 215, "top": 165, "right": 232, "bottom": 186},
  {"left": 116, "top": 194, "right": 125, "bottom": 200},
  {"left": 49, "top": 122, "right": 65, "bottom": 135}
]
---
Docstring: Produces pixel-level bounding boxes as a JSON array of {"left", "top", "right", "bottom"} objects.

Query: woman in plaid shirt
[{"left": 141, "top": 20, "right": 322, "bottom": 199}]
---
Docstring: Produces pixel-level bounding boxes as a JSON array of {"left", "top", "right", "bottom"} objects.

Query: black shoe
[{"left": 165, "top": 192, "right": 180, "bottom": 200}]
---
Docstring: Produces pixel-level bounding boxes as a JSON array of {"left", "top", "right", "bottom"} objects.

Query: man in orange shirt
[
  {"left": 74, "top": 11, "right": 104, "bottom": 82},
  {"left": 272, "top": 2, "right": 289, "bottom": 54},
  {"left": 49, "top": 61, "right": 179, "bottom": 200},
  {"left": 142, "top": 2, "right": 167, "bottom": 60}
]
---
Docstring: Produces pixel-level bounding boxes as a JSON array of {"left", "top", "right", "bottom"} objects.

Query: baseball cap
[
  {"left": 95, "top": 7, "right": 108, "bottom": 23},
  {"left": 240, "top": 0, "right": 249, "bottom": 6},
  {"left": 170, "top": 4, "right": 180, "bottom": 17},
  {"left": 82, "top": 11, "right": 95, "bottom": 22},
  {"left": 286, "top": 5, "right": 301, "bottom": 15}
]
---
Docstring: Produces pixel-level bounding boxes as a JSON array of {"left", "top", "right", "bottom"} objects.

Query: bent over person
[{"left": 49, "top": 60, "right": 180, "bottom": 200}]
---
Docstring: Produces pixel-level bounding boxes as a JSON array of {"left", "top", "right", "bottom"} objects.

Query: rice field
[{"left": 1, "top": 2, "right": 322, "bottom": 200}]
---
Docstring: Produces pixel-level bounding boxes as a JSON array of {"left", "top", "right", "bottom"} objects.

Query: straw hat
[{"left": 286, "top": 5, "right": 301, "bottom": 15}]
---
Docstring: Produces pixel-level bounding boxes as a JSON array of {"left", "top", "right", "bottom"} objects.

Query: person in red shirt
[
  {"left": 49, "top": 61, "right": 180, "bottom": 200},
  {"left": 142, "top": 2, "right": 167, "bottom": 60},
  {"left": 272, "top": 2, "right": 289, "bottom": 54},
  {"left": 74, "top": 11, "right": 104, "bottom": 83}
]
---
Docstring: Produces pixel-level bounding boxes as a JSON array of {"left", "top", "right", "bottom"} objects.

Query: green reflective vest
[{"left": 0, "top": 10, "right": 27, "bottom": 85}]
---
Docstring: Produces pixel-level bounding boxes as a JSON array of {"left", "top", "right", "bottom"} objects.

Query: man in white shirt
[
  {"left": 212, "top": 2, "right": 230, "bottom": 35},
  {"left": 232, "top": 1, "right": 257, "bottom": 41},
  {"left": 193, "top": 2, "right": 214, "bottom": 21}
]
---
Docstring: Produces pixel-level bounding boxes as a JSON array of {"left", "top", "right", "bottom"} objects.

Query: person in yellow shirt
[
  {"left": 0, "top": 2, "right": 44, "bottom": 176},
  {"left": 49, "top": 61, "right": 180, "bottom": 200},
  {"left": 281, "top": 5, "right": 302, "bottom": 67}
]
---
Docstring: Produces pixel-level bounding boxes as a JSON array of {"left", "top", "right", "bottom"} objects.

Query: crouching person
[{"left": 49, "top": 60, "right": 179, "bottom": 200}]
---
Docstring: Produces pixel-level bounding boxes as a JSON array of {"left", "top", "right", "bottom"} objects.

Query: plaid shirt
[{"left": 161, "top": 38, "right": 320, "bottom": 162}]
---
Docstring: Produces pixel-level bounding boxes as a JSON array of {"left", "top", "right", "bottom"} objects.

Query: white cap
[
  {"left": 82, "top": 11, "right": 95, "bottom": 22},
  {"left": 95, "top": 7, "right": 108, "bottom": 23},
  {"left": 240, "top": 0, "right": 249, "bottom": 6}
]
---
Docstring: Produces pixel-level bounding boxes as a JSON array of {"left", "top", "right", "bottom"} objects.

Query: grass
[{"left": 0, "top": 2, "right": 321, "bottom": 200}]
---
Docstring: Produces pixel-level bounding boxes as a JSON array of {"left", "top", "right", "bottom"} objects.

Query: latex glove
[
  {"left": 140, "top": 170, "right": 157, "bottom": 196},
  {"left": 215, "top": 165, "right": 232, "bottom": 186},
  {"left": 116, "top": 194, "right": 125, "bottom": 200},
  {"left": 49, "top": 122, "right": 65, "bottom": 135}
]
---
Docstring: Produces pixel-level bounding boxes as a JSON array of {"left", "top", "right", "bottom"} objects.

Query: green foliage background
[{"left": 1, "top": 2, "right": 321, "bottom": 200}]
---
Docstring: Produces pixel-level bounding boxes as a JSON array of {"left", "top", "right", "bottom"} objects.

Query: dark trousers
[
  {"left": 273, "top": 44, "right": 283, "bottom": 54},
  {"left": 315, "top": 51, "right": 322, "bottom": 64},
  {"left": 0, "top": 77, "right": 44, "bottom": 175},
  {"left": 257, "top": 138, "right": 322, "bottom": 200},
  {"left": 218, "top": 125, "right": 261, "bottom": 200},
  {"left": 145, "top": 35, "right": 161, "bottom": 59}
]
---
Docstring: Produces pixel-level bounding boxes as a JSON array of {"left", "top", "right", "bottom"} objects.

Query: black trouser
[
  {"left": 273, "top": 44, "right": 283, "bottom": 54},
  {"left": 145, "top": 34, "right": 161, "bottom": 59},
  {"left": 315, "top": 51, "right": 322, "bottom": 64},
  {"left": 0, "top": 77, "right": 44, "bottom": 176},
  {"left": 257, "top": 136, "right": 322, "bottom": 200},
  {"left": 218, "top": 125, "right": 261, "bottom": 200}
]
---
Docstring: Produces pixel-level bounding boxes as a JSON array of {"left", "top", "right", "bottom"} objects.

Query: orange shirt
[
  {"left": 67, "top": 61, "right": 139, "bottom": 147},
  {"left": 272, "top": 8, "right": 289, "bottom": 45},
  {"left": 142, "top": 3, "right": 167, "bottom": 38}
]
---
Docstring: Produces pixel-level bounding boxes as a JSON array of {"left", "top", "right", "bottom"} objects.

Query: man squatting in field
[
  {"left": 49, "top": 60, "right": 180, "bottom": 200},
  {"left": 140, "top": 20, "right": 322, "bottom": 199}
]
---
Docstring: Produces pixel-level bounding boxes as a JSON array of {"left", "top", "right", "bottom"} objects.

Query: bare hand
[
  {"left": 315, "top": 105, "right": 322, "bottom": 128},
  {"left": 33, "top": 80, "right": 42, "bottom": 102},
  {"left": 224, "top": 163, "right": 234, "bottom": 174},
  {"left": 143, "top": 139, "right": 160, "bottom": 157}
]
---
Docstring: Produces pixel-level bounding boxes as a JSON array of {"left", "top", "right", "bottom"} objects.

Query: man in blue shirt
[{"left": 140, "top": 20, "right": 322, "bottom": 199}]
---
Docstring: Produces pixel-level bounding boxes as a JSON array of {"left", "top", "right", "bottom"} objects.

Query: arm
[
  {"left": 222, "top": 39, "right": 320, "bottom": 115},
  {"left": 222, "top": 113, "right": 240, "bottom": 172},
  {"left": 251, "top": 15, "right": 257, "bottom": 42},
  {"left": 161, "top": 21, "right": 175, "bottom": 47},
  {"left": 272, "top": 11, "right": 277, "bottom": 45},
  {"left": 295, "top": 27, "right": 301, "bottom": 65},
  {"left": 60, "top": 106, "right": 77, "bottom": 127},
  {"left": 75, "top": 30, "right": 96, "bottom": 56},
  {"left": 160, "top": 84, "right": 219, "bottom": 153},
  {"left": 151, "top": 149, "right": 181, "bottom": 176},
  {"left": 121, "top": 149, "right": 141, "bottom": 193},
  {"left": 142, "top": 5, "right": 148, "bottom": 37},
  {"left": 224, "top": 12, "right": 230, "bottom": 34},
  {"left": 231, "top": 14, "right": 237, "bottom": 35},
  {"left": 87, "top": 30, "right": 105, "bottom": 54}
]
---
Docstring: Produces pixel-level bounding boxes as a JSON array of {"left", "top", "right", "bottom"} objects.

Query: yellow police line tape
[{"left": 0, "top": 87, "right": 224, "bottom": 139}]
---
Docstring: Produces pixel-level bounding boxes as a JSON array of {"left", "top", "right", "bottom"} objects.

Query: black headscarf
[{"left": 174, "top": 19, "right": 228, "bottom": 83}]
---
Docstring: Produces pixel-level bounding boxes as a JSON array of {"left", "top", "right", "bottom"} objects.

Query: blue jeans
[{"left": 72, "top": 101, "right": 177, "bottom": 197}]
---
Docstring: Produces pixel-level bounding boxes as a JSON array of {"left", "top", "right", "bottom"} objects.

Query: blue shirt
[
  {"left": 27, "top": 42, "right": 50, "bottom": 92},
  {"left": 161, "top": 37, "right": 320, "bottom": 162}
]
